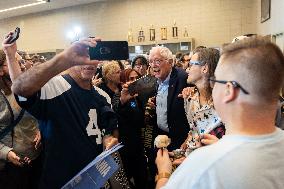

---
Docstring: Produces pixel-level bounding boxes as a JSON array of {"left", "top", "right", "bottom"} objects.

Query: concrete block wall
[{"left": 0, "top": 0, "right": 257, "bottom": 52}]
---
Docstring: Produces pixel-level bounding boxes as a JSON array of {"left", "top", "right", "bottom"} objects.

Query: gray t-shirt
[{"left": 163, "top": 128, "right": 284, "bottom": 189}]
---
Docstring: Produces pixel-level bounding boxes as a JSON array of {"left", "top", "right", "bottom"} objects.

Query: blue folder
[{"left": 62, "top": 144, "right": 123, "bottom": 189}]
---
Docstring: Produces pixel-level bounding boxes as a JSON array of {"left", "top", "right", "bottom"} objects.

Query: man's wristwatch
[{"left": 155, "top": 172, "right": 171, "bottom": 182}]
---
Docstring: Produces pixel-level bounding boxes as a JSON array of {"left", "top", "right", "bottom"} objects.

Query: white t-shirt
[{"left": 162, "top": 128, "right": 284, "bottom": 189}]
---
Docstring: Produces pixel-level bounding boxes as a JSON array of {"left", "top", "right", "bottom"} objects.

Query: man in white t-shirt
[{"left": 155, "top": 37, "right": 284, "bottom": 189}]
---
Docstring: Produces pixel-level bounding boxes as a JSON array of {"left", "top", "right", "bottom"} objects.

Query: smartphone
[
  {"left": 6, "top": 27, "right": 20, "bottom": 44},
  {"left": 89, "top": 41, "right": 129, "bottom": 60},
  {"left": 127, "top": 74, "right": 157, "bottom": 96}
]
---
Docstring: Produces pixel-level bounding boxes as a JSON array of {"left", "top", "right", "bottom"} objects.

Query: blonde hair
[{"left": 102, "top": 61, "right": 120, "bottom": 79}]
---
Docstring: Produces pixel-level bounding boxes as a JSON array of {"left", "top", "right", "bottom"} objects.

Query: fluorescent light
[
  {"left": 0, "top": 1, "right": 46, "bottom": 13},
  {"left": 66, "top": 26, "right": 83, "bottom": 42}
]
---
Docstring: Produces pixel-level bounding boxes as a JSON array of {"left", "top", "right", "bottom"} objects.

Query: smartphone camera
[{"left": 100, "top": 47, "right": 111, "bottom": 55}]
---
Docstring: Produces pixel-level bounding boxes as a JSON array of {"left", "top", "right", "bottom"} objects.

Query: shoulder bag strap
[{"left": 0, "top": 91, "right": 25, "bottom": 140}]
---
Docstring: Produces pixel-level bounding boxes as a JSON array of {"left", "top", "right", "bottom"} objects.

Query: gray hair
[{"left": 149, "top": 46, "right": 173, "bottom": 60}]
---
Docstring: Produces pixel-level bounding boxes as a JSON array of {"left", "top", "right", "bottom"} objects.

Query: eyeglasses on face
[
  {"left": 149, "top": 59, "right": 167, "bottom": 66},
  {"left": 189, "top": 60, "right": 205, "bottom": 66},
  {"left": 208, "top": 77, "right": 249, "bottom": 95}
]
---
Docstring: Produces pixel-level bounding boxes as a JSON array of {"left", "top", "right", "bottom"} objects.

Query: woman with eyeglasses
[{"left": 177, "top": 48, "right": 225, "bottom": 159}]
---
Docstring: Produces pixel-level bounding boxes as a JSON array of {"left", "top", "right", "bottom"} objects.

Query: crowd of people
[{"left": 0, "top": 29, "right": 284, "bottom": 189}]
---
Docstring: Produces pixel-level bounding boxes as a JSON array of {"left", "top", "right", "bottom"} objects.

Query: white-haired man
[{"left": 149, "top": 46, "right": 189, "bottom": 150}]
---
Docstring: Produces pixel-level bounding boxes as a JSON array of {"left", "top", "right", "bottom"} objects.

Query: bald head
[{"left": 219, "top": 37, "right": 284, "bottom": 103}]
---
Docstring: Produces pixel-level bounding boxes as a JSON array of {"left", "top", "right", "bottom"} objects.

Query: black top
[
  {"left": 98, "top": 82, "right": 121, "bottom": 99},
  {"left": 16, "top": 74, "right": 117, "bottom": 189}
]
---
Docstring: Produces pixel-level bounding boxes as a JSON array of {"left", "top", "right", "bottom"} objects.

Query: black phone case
[
  {"left": 89, "top": 41, "right": 129, "bottom": 60},
  {"left": 7, "top": 27, "right": 20, "bottom": 44},
  {"left": 128, "top": 74, "right": 157, "bottom": 96}
]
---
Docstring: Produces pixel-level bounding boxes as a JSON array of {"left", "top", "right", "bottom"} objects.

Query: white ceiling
[{"left": 0, "top": 0, "right": 105, "bottom": 20}]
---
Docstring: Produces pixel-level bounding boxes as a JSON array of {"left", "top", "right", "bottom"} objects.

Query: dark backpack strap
[{"left": 0, "top": 91, "right": 25, "bottom": 140}]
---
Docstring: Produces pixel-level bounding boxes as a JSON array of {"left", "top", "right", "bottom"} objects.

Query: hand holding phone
[{"left": 6, "top": 27, "right": 20, "bottom": 44}]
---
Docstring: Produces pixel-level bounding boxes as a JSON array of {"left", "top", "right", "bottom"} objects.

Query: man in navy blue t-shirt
[{"left": 3, "top": 36, "right": 118, "bottom": 188}]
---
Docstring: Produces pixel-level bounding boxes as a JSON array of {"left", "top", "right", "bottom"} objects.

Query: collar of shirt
[
  {"left": 189, "top": 90, "right": 213, "bottom": 112},
  {"left": 157, "top": 70, "right": 171, "bottom": 86}
]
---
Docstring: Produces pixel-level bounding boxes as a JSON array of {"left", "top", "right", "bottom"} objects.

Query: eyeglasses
[
  {"left": 208, "top": 77, "right": 249, "bottom": 95},
  {"left": 189, "top": 60, "right": 205, "bottom": 66},
  {"left": 149, "top": 59, "right": 167, "bottom": 66}
]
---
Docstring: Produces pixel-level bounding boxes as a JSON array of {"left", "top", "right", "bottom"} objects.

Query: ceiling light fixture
[
  {"left": 0, "top": 0, "right": 47, "bottom": 13},
  {"left": 66, "top": 26, "right": 83, "bottom": 42}
]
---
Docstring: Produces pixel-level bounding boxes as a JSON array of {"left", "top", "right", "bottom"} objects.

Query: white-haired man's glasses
[{"left": 149, "top": 59, "right": 168, "bottom": 66}]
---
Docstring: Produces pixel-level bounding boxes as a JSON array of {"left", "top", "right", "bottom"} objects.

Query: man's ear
[
  {"left": 168, "top": 59, "right": 174, "bottom": 66},
  {"left": 223, "top": 82, "right": 238, "bottom": 103}
]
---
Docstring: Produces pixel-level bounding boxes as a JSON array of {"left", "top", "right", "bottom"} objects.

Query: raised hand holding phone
[
  {"left": 2, "top": 27, "right": 20, "bottom": 58},
  {"left": 92, "top": 73, "right": 103, "bottom": 86},
  {"left": 59, "top": 37, "right": 101, "bottom": 67},
  {"left": 6, "top": 27, "right": 20, "bottom": 44},
  {"left": 120, "top": 81, "right": 138, "bottom": 105}
]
